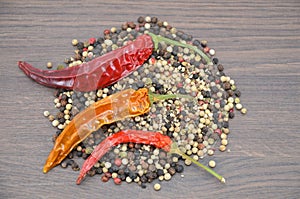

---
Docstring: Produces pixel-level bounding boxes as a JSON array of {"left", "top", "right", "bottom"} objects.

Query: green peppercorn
[{"left": 56, "top": 64, "right": 65, "bottom": 70}]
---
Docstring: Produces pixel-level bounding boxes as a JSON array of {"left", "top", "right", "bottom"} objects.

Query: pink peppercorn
[
  {"left": 214, "top": 129, "right": 222, "bottom": 136},
  {"left": 177, "top": 82, "right": 183, "bottom": 88},
  {"left": 114, "top": 158, "right": 122, "bottom": 167},
  {"left": 198, "top": 100, "right": 204, "bottom": 106},
  {"left": 218, "top": 112, "right": 223, "bottom": 119},
  {"left": 114, "top": 178, "right": 122, "bottom": 185},
  {"left": 89, "top": 38, "right": 96, "bottom": 45},
  {"left": 103, "top": 29, "right": 110, "bottom": 35},
  {"left": 204, "top": 47, "right": 210, "bottom": 53},
  {"left": 101, "top": 175, "right": 109, "bottom": 182}
]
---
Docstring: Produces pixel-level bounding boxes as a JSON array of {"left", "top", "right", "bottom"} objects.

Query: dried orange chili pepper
[
  {"left": 43, "top": 88, "right": 192, "bottom": 173},
  {"left": 76, "top": 130, "right": 225, "bottom": 185}
]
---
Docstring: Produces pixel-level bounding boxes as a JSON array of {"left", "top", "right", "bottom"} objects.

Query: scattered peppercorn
[
  {"left": 154, "top": 183, "right": 161, "bottom": 191},
  {"left": 209, "top": 160, "right": 216, "bottom": 168},
  {"left": 46, "top": 62, "right": 53, "bottom": 69}
]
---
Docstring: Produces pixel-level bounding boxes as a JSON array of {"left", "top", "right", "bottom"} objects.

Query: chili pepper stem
[
  {"left": 169, "top": 142, "right": 226, "bottom": 183},
  {"left": 148, "top": 92, "right": 193, "bottom": 105},
  {"left": 147, "top": 32, "right": 212, "bottom": 65}
]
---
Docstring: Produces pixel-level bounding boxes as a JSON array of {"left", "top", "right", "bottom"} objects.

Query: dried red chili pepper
[
  {"left": 43, "top": 88, "right": 191, "bottom": 173},
  {"left": 76, "top": 130, "right": 225, "bottom": 185},
  {"left": 18, "top": 34, "right": 153, "bottom": 92},
  {"left": 18, "top": 33, "right": 211, "bottom": 92}
]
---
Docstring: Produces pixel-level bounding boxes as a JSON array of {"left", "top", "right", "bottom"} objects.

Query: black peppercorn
[
  {"left": 124, "top": 168, "right": 130, "bottom": 176},
  {"left": 137, "top": 16, "right": 144, "bottom": 23},
  {"left": 193, "top": 39, "right": 201, "bottom": 46},
  {"left": 59, "top": 118, "right": 65, "bottom": 124},
  {"left": 56, "top": 130, "right": 62, "bottom": 136},
  {"left": 217, "top": 64, "right": 224, "bottom": 71},
  {"left": 87, "top": 168, "right": 96, "bottom": 176},
  {"left": 119, "top": 174, "right": 126, "bottom": 181},
  {"left": 140, "top": 175, "right": 148, "bottom": 183},
  {"left": 76, "top": 151, "right": 82, "bottom": 157},
  {"left": 235, "top": 90, "right": 242, "bottom": 97},
  {"left": 227, "top": 90, "right": 234, "bottom": 96},
  {"left": 61, "top": 94, "right": 67, "bottom": 100},
  {"left": 173, "top": 62, "right": 180, "bottom": 68},
  {"left": 129, "top": 172, "right": 137, "bottom": 180},
  {"left": 157, "top": 169, "right": 164, "bottom": 176},
  {"left": 82, "top": 153, "right": 89, "bottom": 160},
  {"left": 175, "top": 164, "right": 184, "bottom": 173},
  {"left": 212, "top": 58, "right": 219, "bottom": 65},
  {"left": 163, "top": 52, "right": 171, "bottom": 59},
  {"left": 141, "top": 183, "right": 147, "bottom": 189},
  {"left": 77, "top": 42, "right": 84, "bottom": 50},
  {"left": 202, "top": 127, "right": 208, "bottom": 135},
  {"left": 223, "top": 121, "right": 229, "bottom": 128},
  {"left": 151, "top": 17, "right": 158, "bottom": 24},
  {"left": 96, "top": 167, "right": 103, "bottom": 174},
  {"left": 229, "top": 112, "right": 235, "bottom": 119},
  {"left": 224, "top": 82, "right": 231, "bottom": 90},
  {"left": 66, "top": 159, "right": 74, "bottom": 166},
  {"left": 168, "top": 167, "right": 176, "bottom": 175},
  {"left": 192, "top": 73, "right": 199, "bottom": 79}
]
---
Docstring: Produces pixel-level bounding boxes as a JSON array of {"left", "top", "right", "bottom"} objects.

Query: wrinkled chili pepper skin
[
  {"left": 43, "top": 88, "right": 150, "bottom": 173},
  {"left": 18, "top": 34, "right": 153, "bottom": 92},
  {"left": 76, "top": 130, "right": 172, "bottom": 184}
]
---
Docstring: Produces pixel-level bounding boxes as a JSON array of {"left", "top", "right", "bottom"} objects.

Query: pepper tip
[
  {"left": 43, "top": 165, "right": 50, "bottom": 174},
  {"left": 17, "top": 61, "right": 24, "bottom": 68},
  {"left": 76, "top": 176, "right": 83, "bottom": 185}
]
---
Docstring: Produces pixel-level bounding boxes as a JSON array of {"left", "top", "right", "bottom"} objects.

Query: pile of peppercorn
[{"left": 43, "top": 16, "right": 246, "bottom": 190}]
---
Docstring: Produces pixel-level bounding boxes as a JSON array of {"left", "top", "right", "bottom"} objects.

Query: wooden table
[{"left": 1, "top": 1, "right": 299, "bottom": 198}]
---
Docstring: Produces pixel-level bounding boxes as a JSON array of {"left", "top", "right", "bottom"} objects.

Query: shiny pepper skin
[{"left": 18, "top": 34, "right": 153, "bottom": 92}]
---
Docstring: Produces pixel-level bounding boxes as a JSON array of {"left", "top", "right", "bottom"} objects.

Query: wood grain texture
[{"left": 1, "top": 0, "right": 299, "bottom": 198}]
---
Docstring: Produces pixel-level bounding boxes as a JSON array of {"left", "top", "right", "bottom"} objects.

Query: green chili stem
[
  {"left": 170, "top": 142, "right": 226, "bottom": 183},
  {"left": 147, "top": 32, "right": 212, "bottom": 65},
  {"left": 148, "top": 92, "right": 193, "bottom": 105}
]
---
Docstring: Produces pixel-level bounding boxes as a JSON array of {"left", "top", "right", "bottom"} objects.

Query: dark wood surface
[{"left": 1, "top": 0, "right": 299, "bottom": 198}]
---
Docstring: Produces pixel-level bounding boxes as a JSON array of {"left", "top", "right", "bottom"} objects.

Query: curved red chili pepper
[
  {"left": 18, "top": 34, "right": 153, "bottom": 92},
  {"left": 76, "top": 129, "right": 225, "bottom": 185},
  {"left": 76, "top": 130, "right": 172, "bottom": 184}
]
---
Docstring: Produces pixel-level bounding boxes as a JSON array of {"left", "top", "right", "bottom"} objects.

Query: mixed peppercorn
[{"left": 20, "top": 16, "right": 247, "bottom": 190}]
